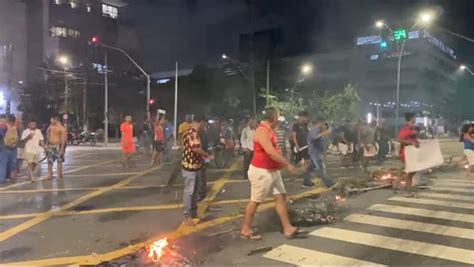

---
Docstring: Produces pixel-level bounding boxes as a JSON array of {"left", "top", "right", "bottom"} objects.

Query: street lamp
[
  {"left": 375, "top": 20, "right": 385, "bottom": 29},
  {"left": 221, "top": 54, "right": 256, "bottom": 114},
  {"left": 301, "top": 64, "right": 313, "bottom": 75},
  {"left": 376, "top": 11, "right": 433, "bottom": 135},
  {"left": 460, "top": 65, "right": 474, "bottom": 75}
]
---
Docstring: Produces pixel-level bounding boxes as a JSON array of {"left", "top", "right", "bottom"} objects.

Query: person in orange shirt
[
  {"left": 120, "top": 115, "right": 136, "bottom": 169},
  {"left": 151, "top": 115, "right": 165, "bottom": 165}
]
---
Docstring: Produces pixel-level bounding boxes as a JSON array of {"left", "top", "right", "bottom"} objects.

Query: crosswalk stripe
[
  {"left": 431, "top": 181, "right": 473, "bottom": 187},
  {"left": 416, "top": 192, "right": 474, "bottom": 202},
  {"left": 431, "top": 178, "right": 474, "bottom": 183},
  {"left": 310, "top": 228, "right": 474, "bottom": 264},
  {"left": 367, "top": 204, "right": 474, "bottom": 223},
  {"left": 430, "top": 186, "right": 474, "bottom": 193},
  {"left": 344, "top": 214, "right": 474, "bottom": 240},
  {"left": 263, "top": 244, "right": 386, "bottom": 266},
  {"left": 388, "top": 196, "right": 474, "bottom": 209}
]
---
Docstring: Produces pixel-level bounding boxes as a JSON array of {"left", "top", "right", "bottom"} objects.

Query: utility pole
[
  {"left": 82, "top": 76, "right": 87, "bottom": 130},
  {"left": 173, "top": 61, "right": 178, "bottom": 148},
  {"left": 104, "top": 52, "right": 109, "bottom": 147},
  {"left": 266, "top": 59, "right": 270, "bottom": 106}
]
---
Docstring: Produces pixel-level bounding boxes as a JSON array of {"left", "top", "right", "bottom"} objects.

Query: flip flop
[
  {"left": 240, "top": 232, "right": 262, "bottom": 240},
  {"left": 285, "top": 228, "right": 308, "bottom": 239}
]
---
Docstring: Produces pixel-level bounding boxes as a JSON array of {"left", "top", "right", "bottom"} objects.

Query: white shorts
[
  {"left": 247, "top": 165, "right": 286, "bottom": 203},
  {"left": 464, "top": 149, "right": 474, "bottom": 166},
  {"left": 24, "top": 153, "right": 39, "bottom": 164},
  {"left": 17, "top": 148, "right": 25, "bottom": 159}
]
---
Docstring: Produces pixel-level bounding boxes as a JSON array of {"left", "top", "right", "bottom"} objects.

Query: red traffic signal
[
  {"left": 90, "top": 36, "right": 100, "bottom": 45},
  {"left": 149, "top": 99, "right": 156, "bottom": 105}
]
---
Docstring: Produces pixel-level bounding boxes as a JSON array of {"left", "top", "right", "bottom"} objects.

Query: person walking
[
  {"left": 223, "top": 120, "right": 235, "bottom": 168},
  {"left": 291, "top": 111, "right": 310, "bottom": 169},
  {"left": 181, "top": 115, "right": 211, "bottom": 226},
  {"left": 241, "top": 107, "right": 305, "bottom": 240},
  {"left": 21, "top": 119, "right": 45, "bottom": 182},
  {"left": 397, "top": 112, "right": 419, "bottom": 197},
  {"left": 460, "top": 124, "right": 474, "bottom": 176},
  {"left": 360, "top": 121, "right": 377, "bottom": 172},
  {"left": 303, "top": 118, "right": 335, "bottom": 188},
  {"left": 240, "top": 117, "right": 256, "bottom": 179},
  {"left": 151, "top": 115, "right": 165, "bottom": 165},
  {"left": 0, "top": 115, "right": 19, "bottom": 183},
  {"left": 178, "top": 114, "right": 193, "bottom": 143},
  {"left": 120, "top": 115, "right": 136, "bottom": 169},
  {"left": 46, "top": 115, "right": 67, "bottom": 179},
  {"left": 375, "top": 121, "right": 391, "bottom": 164},
  {"left": 16, "top": 117, "right": 24, "bottom": 174}
]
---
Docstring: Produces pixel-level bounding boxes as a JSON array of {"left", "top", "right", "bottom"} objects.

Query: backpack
[{"left": 4, "top": 125, "right": 18, "bottom": 148}]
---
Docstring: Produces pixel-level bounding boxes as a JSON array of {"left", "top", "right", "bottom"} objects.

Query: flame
[
  {"left": 335, "top": 195, "right": 346, "bottom": 202},
  {"left": 148, "top": 238, "right": 169, "bottom": 262}
]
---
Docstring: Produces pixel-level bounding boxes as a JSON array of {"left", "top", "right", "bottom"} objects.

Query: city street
[{"left": 0, "top": 140, "right": 471, "bottom": 265}]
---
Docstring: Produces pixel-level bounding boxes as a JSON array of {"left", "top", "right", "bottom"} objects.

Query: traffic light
[
  {"left": 90, "top": 36, "right": 100, "bottom": 45},
  {"left": 380, "top": 41, "right": 388, "bottom": 49},
  {"left": 149, "top": 98, "right": 156, "bottom": 105}
]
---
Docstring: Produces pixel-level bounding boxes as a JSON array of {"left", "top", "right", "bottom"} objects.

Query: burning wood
[
  {"left": 148, "top": 238, "right": 169, "bottom": 262},
  {"left": 145, "top": 237, "right": 191, "bottom": 266}
]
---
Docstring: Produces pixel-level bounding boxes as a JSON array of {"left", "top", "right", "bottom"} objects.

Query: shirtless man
[{"left": 47, "top": 115, "right": 67, "bottom": 179}]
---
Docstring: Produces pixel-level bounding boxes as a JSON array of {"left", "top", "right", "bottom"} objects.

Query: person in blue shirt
[{"left": 302, "top": 118, "right": 335, "bottom": 189}]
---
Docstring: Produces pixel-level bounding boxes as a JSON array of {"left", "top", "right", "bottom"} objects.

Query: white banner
[{"left": 405, "top": 139, "right": 443, "bottom": 173}]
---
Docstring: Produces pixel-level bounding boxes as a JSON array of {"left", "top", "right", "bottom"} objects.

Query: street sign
[{"left": 393, "top": 29, "right": 407, "bottom": 41}]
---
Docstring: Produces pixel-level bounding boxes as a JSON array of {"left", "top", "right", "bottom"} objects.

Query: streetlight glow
[
  {"left": 375, "top": 20, "right": 384, "bottom": 28},
  {"left": 301, "top": 64, "right": 313, "bottom": 75},
  {"left": 460, "top": 65, "right": 467, "bottom": 71},
  {"left": 58, "top": 55, "right": 69, "bottom": 65},
  {"left": 419, "top": 12, "right": 433, "bottom": 24},
  {"left": 222, "top": 54, "right": 228, "bottom": 59}
]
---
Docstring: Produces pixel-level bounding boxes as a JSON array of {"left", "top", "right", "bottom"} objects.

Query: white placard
[{"left": 404, "top": 139, "right": 443, "bottom": 173}]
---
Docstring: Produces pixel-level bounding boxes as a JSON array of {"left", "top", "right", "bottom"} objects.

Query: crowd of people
[{"left": 0, "top": 114, "right": 67, "bottom": 185}]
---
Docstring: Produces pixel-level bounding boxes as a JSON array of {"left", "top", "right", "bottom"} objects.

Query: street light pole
[
  {"left": 222, "top": 54, "right": 256, "bottom": 114},
  {"left": 99, "top": 43, "right": 151, "bottom": 119},
  {"left": 63, "top": 69, "right": 68, "bottom": 128},
  {"left": 104, "top": 52, "right": 109, "bottom": 147},
  {"left": 395, "top": 39, "right": 406, "bottom": 134}
]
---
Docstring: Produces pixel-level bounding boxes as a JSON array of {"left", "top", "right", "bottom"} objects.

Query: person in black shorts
[{"left": 291, "top": 111, "right": 310, "bottom": 169}]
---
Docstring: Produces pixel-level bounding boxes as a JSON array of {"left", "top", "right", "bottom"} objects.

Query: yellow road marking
[
  {"left": 0, "top": 163, "right": 165, "bottom": 242},
  {"left": 4, "top": 186, "right": 330, "bottom": 265}
]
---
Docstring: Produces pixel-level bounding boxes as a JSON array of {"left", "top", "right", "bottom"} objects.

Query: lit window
[
  {"left": 53, "top": 0, "right": 62, "bottom": 5},
  {"left": 67, "top": 29, "right": 80, "bottom": 38},
  {"left": 86, "top": 4, "right": 91, "bottom": 12},
  {"left": 50, "top": 27, "right": 67, "bottom": 37},
  {"left": 70, "top": 0, "right": 78, "bottom": 8},
  {"left": 102, "top": 4, "right": 118, "bottom": 19}
]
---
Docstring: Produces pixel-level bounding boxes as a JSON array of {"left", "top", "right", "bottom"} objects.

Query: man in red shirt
[
  {"left": 397, "top": 112, "right": 419, "bottom": 197},
  {"left": 240, "top": 107, "right": 306, "bottom": 240}
]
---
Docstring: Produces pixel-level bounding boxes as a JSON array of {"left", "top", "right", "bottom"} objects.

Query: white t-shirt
[{"left": 21, "top": 129, "right": 44, "bottom": 154}]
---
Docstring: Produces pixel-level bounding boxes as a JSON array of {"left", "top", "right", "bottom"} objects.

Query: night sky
[{"left": 123, "top": 0, "right": 473, "bottom": 72}]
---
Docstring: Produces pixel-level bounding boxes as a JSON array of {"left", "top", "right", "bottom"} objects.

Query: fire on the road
[{"left": 148, "top": 238, "right": 169, "bottom": 262}]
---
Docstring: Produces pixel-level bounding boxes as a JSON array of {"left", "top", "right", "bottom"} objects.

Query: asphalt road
[{"left": 0, "top": 140, "right": 470, "bottom": 265}]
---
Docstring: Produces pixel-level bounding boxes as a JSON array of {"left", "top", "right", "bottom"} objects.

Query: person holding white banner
[
  {"left": 460, "top": 124, "right": 474, "bottom": 176},
  {"left": 397, "top": 113, "right": 419, "bottom": 197}
]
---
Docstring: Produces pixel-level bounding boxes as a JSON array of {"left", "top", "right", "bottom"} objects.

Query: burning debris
[{"left": 291, "top": 192, "right": 349, "bottom": 227}]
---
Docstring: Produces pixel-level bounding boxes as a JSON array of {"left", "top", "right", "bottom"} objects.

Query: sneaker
[{"left": 301, "top": 183, "right": 315, "bottom": 189}]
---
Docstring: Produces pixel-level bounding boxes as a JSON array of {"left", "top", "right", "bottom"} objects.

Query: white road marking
[
  {"left": 388, "top": 196, "right": 474, "bottom": 209},
  {"left": 416, "top": 192, "right": 474, "bottom": 202},
  {"left": 430, "top": 186, "right": 474, "bottom": 193},
  {"left": 344, "top": 214, "right": 474, "bottom": 240},
  {"left": 367, "top": 204, "right": 474, "bottom": 223},
  {"left": 263, "top": 244, "right": 386, "bottom": 266},
  {"left": 310, "top": 228, "right": 474, "bottom": 264}
]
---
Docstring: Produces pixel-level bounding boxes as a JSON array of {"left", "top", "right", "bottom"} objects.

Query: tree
[{"left": 261, "top": 83, "right": 361, "bottom": 122}]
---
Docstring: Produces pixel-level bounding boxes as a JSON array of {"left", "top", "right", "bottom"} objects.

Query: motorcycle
[{"left": 72, "top": 130, "right": 97, "bottom": 146}]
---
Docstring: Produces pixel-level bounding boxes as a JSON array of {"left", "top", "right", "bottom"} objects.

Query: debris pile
[{"left": 291, "top": 192, "right": 349, "bottom": 227}]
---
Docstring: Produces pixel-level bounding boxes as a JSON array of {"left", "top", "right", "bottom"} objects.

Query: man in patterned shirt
[{"left": 181, "top": 115, "right": 211, "bottom": 226}]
